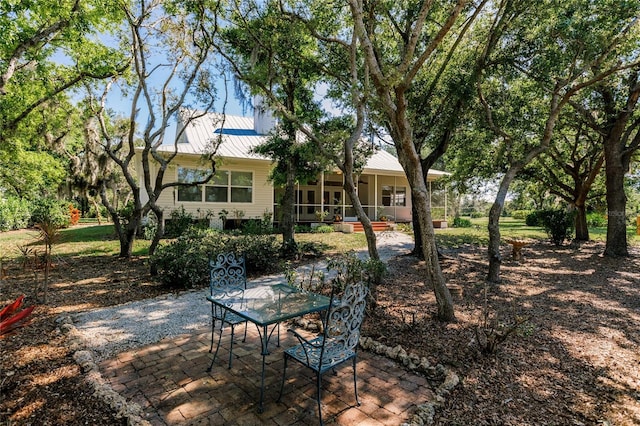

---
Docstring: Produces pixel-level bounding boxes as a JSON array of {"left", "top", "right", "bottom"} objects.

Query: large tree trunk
[
  {"left": 603, "top": 146, "right": 629, "bottom": 256},
  {"left": 487, "top": 168, "right": 518, "bottom": 283},
  {"left": 414, "top": 186, "right": 454, "bottom": 321},
  {"left": 343, "top": 176, "right": 379, "bottom": 261},
  {"left": 574, "top": 203, "right": 589, "bottom": 242},
  {"left": 396, "top": 140, "right": 454, "bottom": 321},
  {"left": 600, "top": 77, "right": 639, "bottom": 257},
  {"left": 148, "top": 207, "right": 164, "bottom": 275},
  {"left": 411, "top": 198, "right": 424, "bottom": 259},
  {"left": 280, "top": 160, "right": 297, "bottom": 257}
]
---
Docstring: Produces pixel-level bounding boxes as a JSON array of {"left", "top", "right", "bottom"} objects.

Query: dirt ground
[{"left": 1, "top": 237, "right": 639, "bottom": 425}]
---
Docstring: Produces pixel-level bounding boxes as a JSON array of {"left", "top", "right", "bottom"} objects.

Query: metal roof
[{"left": 163, "top": 110, "right": 447, "bottom": 178}]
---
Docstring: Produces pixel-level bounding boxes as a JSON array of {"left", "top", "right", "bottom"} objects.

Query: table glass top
[{"left": 207, "top": 283, "right": 331, "bottom": 326}]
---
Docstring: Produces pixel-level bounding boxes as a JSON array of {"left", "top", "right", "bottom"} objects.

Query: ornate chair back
[
  {"left": 320, "top": 281, "right": 368, "bottom": 368},
  {"left": 209, "top": 252, "right": 246, "bottom": 293}
]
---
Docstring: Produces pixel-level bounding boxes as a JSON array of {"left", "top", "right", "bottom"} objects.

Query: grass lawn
[{"left": 1, "top": 218, "right": 637, "bottom": 262}]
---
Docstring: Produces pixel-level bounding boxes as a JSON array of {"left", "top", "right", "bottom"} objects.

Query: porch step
[{"left": 346, "top": 221, "right": 391, "bottom": 232}]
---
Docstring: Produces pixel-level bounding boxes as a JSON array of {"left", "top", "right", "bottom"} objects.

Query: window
[
  {"left": 230, "top": 171, "right": 253, "bottom": 203},
  {"left": 381, "top": 185, "right": 406, "bottom": 207},
  {"left": 177, "top": 167, "right": 207, "bottom": 202},
  {"left": 203, "top": 170, "right": 253, "bottom": 203},
  {"left": 205, "top": 171, "right": 229, "bottom": 202}
]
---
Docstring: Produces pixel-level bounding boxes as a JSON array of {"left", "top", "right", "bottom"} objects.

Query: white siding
[{"left": 153, "top": 154, "right": 274, "bottom": 220}]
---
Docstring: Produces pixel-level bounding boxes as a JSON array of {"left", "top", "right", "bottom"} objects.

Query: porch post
[
  {"left": 394, "top": 176, "right": 397, "bottom": 220},
  {"left": 296, "top": 182, "right": 300, "bottom": 222},
  {"left": 341, "top": 173, "right": 346, "bottom": 218},
  {"left": 429, "top": 181, "right": 432, "bottom": 215},
  {"left": 373, "top": 174, "right": 377, "bottom": 220},
  {"left": 444, "top": 183, "right": 448, "bottom": 221},
  {"left": 320, "top": 171, "right": 325, "bottom": 214}
]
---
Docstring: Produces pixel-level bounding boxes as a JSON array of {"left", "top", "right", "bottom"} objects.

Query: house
[{"left": 137, "top": 107, "right": 449, "bottom": 229}]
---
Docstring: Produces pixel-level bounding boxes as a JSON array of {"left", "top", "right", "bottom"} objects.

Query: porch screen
[{"left": 382, "top": 185, "right": 406, "bottom": 206}]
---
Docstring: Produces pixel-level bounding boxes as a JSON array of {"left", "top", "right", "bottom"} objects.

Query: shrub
[
  {"left": 30, "top": 197, "right": 70, "bottom": 228},
  {"left": 141, "top": 215, "right": 158, "bottom": 240},
  {"left": 241, "top": 217, "right": 274, "bottom": 235},
  {"left": 312, "top": 225, "right": 334, "bottom": 233},
  {"left": 294, "top": 224, "right": 312, "bottom": 233},
  {"left": 327, "top": 250, "right": 387, "bottom": 289},
  {"left": 452, "top": 216, "right": 472, "bottom": 228},
  {"left": 470, "top": 211, "right": 484, "bottom": 218},
  {"left": 294, "top": 241, "right": 326, "bottom": 259},
  {"left": 538, "top": 208, "right": 575, "bottom": 246},
  {"left": 511, "top": 210, "right": 532, "bottom": 220},
  {"left": 0, "top": 197, "right": 31, "bottom": 231},
  {"left": 151, "top": 228, "right": 280, "bottom": 288},
  {"left": 164, "top": 206, "right": 195, "bottom": 238},
  {"left": 525, "top": 210, "right": 543, "bottom": 226},
  {"left": 586, "top": 212, "right": 607, "bottom": 228}
]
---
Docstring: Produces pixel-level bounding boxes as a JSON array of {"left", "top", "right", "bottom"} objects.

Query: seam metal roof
[{"left": 158, "top": 111, "right": 447, "bottom": 178}]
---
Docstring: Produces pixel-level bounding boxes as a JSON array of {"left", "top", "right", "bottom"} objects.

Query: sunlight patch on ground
[
  {"left": 10, "top": 399, "right": 45, "bottom": 423},
  {"left": 30, "top": 365, "right": 78, "bottom": 387},
  {"left": 14, "top": 344, "right": 64, "bottom": 368}
]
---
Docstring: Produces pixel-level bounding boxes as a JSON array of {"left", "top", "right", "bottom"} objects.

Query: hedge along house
[{"left": 137, "top": 106, "right": 449, "bottom": 230}]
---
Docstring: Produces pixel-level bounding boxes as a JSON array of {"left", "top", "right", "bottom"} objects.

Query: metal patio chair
[
  {"left": 207, "top": 252, "right": 248, "bottom": 371},
  {"left": 277, "top": 281, "right": 368, "bottom": 425}
]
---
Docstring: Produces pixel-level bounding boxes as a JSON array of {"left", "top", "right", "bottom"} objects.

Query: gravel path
[{"left": 71, "top": 231, "right": 413, "bottom": 360}]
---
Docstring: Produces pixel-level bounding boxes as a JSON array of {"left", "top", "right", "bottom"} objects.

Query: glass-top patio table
[{"left": 206, "top": 283, "right": 331, "bottom": 412}]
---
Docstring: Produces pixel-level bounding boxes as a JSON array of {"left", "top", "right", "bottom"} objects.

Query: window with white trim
[
  {"left": 177, "top": 167, "right": 207, "bottom": 202},
  {"left": 204, "top": 170, "right": 253, "bottom": 203}
]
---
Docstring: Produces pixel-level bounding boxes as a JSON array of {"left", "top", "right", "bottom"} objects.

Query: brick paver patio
[{"left": 98, "top": 324, "right": 436, "bottom": 425}]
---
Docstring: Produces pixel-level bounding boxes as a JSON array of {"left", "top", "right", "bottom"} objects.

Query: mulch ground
[{"left": 1, "top": 236, "right": 639, "bottom": 425}]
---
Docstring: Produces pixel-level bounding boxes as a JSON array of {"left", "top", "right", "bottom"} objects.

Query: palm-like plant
[
  {"left": 0, "top": 295, "right": 35, "bottom": 337},
  {"left": 35, "top": 221, "right": 62, "bottom": 303}
]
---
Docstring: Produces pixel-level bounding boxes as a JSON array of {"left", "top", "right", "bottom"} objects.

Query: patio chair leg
[
  {"left": 207, "top": 321, "right": 225, "bottom": 372},
  {"left": 242, "top": 322, "right": 248, "bottom": 342},
  {"left": 316, "top": 373, "right": 324, "bottom": 426},
  {"left": 228, "top": 324, "right": 236, "bottom": 369},
  {"left": 209, "top": 308, "right": 216, "bottom": 352},
  {"left": 277, "top": 354, "right": 289, "bottom": 402},
  {"left": 209, "top": 319, "right": 215, "bottom": 353},
  {"left": 352, "top": 356, "right": 360, "bottom": 406}
]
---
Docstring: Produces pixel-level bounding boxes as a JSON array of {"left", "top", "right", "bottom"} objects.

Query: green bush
[
  {"left": 470, "top": 211, "right": 484, "bottom": 218},
  {"left": 241, "top": 217, "right": 274, "bottom": 235},
  {"left": 30, "top": 197, "right": 70, "bottom": 228},
  {"left": 327, "top": 250, "right": 386, "bottom": 288},
  {"left": 586, "top": 212, "right": 607, "bottom": 228},
  {"left": 452, "top": 216, "right": 472, "bottom": 228},
  {"left": 525, "top": 211, "right": 543, "bottom": 226},
  {"left": 164, "top": 206, "right": 196, "bottom": 238},
  {"left": 294, "top": 224, "right": 312, "bottom": 233},
  {"left": 511, "top": 210, "right": 532, "bottom": 220},
  {"left": 312, "top": 225, "right": 334, "bottom": 233},
  {"left": 151, "top": 228, "right": 280, "bottom": 288},
  {"left": 0, "top": 197, "right": 31, "bottom": 231},
  {"left": 538, "top": 208, "right": 575, "bottom": 246}
]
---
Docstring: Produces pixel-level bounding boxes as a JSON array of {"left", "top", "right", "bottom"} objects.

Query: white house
[{"left": 137, "top": 107, "right": 448, "bottom": 227}]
